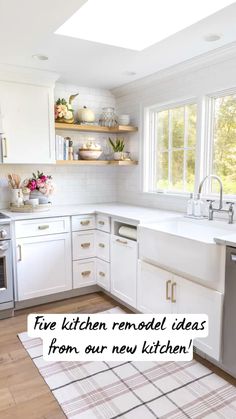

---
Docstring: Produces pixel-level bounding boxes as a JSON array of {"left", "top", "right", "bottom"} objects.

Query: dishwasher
[{"left": 222, "top": 246, "right": 236, "bottom": 377}]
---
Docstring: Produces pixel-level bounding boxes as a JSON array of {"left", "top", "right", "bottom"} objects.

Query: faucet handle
[
  {"left": 206, "top": 199, "right": 215, "bottom": 202},
  {"left": 226, "top": 201, "right": 234, "bottom": 209}
]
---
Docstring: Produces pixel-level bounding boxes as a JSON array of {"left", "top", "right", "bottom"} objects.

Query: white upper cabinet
[{"left": 0, "top": 81, "right": 55, "bottom": 163}]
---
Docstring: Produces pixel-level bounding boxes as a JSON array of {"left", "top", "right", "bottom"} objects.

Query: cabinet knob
[
  {"left": 80, "top": 220, "right": 90, "bottom": 226},
  {"left": 81, "top": 242, "right": 91, "bottom": 248},
  {"left": 99, "top": 271, "right": 105, "bottom": 277},
  {"left": 171, "top": 282, "right": 177, "bottom": 303},
  {"left": 81, "top": 270, "right": 91, "bottom": 277},
  {"left": 98, "top": 221, "right": 105, "bottom": 225},
  {"left": 116, "top": 238, "right": 128, "bottom": 245},
  {"left": 166, "top": 280, "right": 171, "bottom": 301},
  {"left": 99, "top": 243, "right": 105, "bottom": 248},
  {"left": 38, "top": 225, "right": 49, "bottom": 230}
]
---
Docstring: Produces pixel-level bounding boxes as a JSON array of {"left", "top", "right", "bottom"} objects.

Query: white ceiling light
[{"left": 55, "top": 0, "right": 234, "bottom": 51}]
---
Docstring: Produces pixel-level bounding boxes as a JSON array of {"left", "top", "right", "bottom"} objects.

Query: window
[
  {"left": 210, "top": 94, "right": 236, "bottom": 195},
  {"left": 148, "top": 103, "right": 197, "bottom": 193}
]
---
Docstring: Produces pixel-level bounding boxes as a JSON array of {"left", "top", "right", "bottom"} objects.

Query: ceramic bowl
[
  {"left": 25, "top": 198, "right": 39, "bottom": 207},
  {"left": 79, "top": 149, "right": 103, "bottom": 160},
  {"left": 118, "top": 115, "right": 130, "bottom": 125}
]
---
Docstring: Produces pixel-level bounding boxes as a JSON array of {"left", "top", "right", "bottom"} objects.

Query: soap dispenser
[{"left": 193, "top": 193, "right": 203, "bottom": 217}]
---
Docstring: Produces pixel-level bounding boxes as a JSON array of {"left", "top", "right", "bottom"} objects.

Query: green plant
[{"left": 108, "top": 137, "right": 125, "bottom": 152}]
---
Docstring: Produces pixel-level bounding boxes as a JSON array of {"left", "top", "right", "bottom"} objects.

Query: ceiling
[{"left": 0, "top": 0, "right": 236, "bottom": 90}]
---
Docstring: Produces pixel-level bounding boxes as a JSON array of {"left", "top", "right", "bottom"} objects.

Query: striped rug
[{"left": 18, "top": 308, "right": 236, "bottom": 418}]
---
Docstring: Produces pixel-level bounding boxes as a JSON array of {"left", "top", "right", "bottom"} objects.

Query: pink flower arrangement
[{"left": 24, "top": 171, "right": 54, "bottom": 197}]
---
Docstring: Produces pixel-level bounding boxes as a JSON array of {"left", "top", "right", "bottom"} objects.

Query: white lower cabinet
[
  {"left": 73, "top": 258, "right": 96, "bottom": 288},
  {"left": 111, "top": 235, "right": 137, "bottom": 308},
  {"left": 16, "top": 233, "right": 72, "bottom": 300},
  {"left": 96, "top": 259, "right": 110, "bottom": 291},
  {"left": 138, "top": 260, "right": 223, "bottom": 361},
  {"left": 72, "top": 230, "right": 96, "bottom": 260}
]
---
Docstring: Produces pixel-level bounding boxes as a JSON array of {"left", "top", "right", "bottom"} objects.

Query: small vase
[
  {"left": 10, "top": 189, "right": 23, "bottom": 206},
  {"left": 113, "top": 152, "right": 124, "bottom": 160}
]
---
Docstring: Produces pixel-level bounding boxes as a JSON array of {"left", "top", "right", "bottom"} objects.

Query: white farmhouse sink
[{"left": 138, "top": 218, "right": 232, "bottom": 287}]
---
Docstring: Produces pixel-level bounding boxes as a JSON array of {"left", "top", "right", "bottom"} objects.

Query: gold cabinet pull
[
  {"left": 80, "top": 220, "right": 90, "bottom": 226},
  {"left": 98, "top": 221, "right": 105, "bottom": 225},
  {"left": 17, "top": 244, "right": 22, "bottom": 261},
  {"left": 166, "top": 280, "right": 171, "bottom": 300},
  {"left": 116, "top": 238, "right": 128, "bottom": 245},
  {"left": 81, "top": 270, "right": 91, "bottom": 277},
  {"left": 99, "top": 271, "right": 105, "bottom": 277},
  {"left": 81, "top": 242, "right": 91, "bottom": 248},
  {"left": 38, "top": 225, "right": 49, "bottom": 230},
  {"left": 2, "top": 137, "right": 7, "bottom": 158},
  {"left": 99, "top": 243, "right": 105, "bottom": 248},
  {"left": 171, "top": 282, "right": 177, "bottom": 303}
]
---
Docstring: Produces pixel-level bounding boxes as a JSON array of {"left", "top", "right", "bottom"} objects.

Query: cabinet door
[
  {"left": 137, "top": 260, "right": 172, "bottom": 314},
  {"left": 175, "top": 275, "right": 223, "bottom": 361},
  {"left": 110, "top": 235, "right": 137, "bottom": 308},
  {"left": 96, "top": 231, "right": 110, "bottom": 262},
  {"left": 16, "top": 233, "right": 72, "bottom": 300},
  {"left": 72, "top": 231, "right": 96, "bottom": 260},
  {"left": 73, "top": 259, "right": 96, "bottom": 288},
  {"left": 0, "top": 81, "right": 55, "bottom": 163},
  {"left": 97, "top": 259, "right": 110, "bottom": 291}
]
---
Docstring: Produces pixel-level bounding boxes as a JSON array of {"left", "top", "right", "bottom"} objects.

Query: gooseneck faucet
[
  {"left": 198, "top": 175, "right": 223, "bottom": 210},
  {"left": 198, "top": 174, "right": 234, "bottom": 223}
]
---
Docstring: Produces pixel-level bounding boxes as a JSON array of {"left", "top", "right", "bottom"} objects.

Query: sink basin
[{"left": 138, "top": 218, "right": 230, "bottom": 286}]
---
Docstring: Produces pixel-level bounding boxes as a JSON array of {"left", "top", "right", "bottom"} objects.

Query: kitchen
[{"left": 1, "top": 0, "right": 236, "bottom": 418}]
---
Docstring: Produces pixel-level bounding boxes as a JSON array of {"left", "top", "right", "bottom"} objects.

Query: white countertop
[{"left": 1, "top": 203, "right": 180, "bottom": 224}]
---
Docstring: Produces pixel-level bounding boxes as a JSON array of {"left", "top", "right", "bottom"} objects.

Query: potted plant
[
  {"left": 109, "top": 137, "right": 125, "bottom": 160},
  {"left": 54, "top": 93, "right": 79, "bottom": 124}
]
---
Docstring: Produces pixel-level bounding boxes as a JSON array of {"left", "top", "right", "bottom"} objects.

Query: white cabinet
[
  {"left": 138, "top": 260, "right": 223, "bottom": 361},
  {"left": 96, "top": 259, "right": 110, "bottom": 291},
  {"left": 174, "top": 274, "right": 223, "bottom": 361},
  {"left": 73, "top": 258, "right": 96, "bottom": 288},
  {"left": 16, "top": 233, "right": 72, "bottom": 300},
  {"left": 96, "top": 231, "right": 110, "bottom": 262},
  {"left": 96, "top": 214, "right": 110, "bottom": 233},
  {"left": 72, "top": 215, "right": 95, "bottom": 231},
  {"left": 137, "top": 261, "right": 172, "bottom": 314},
  {"left": 111, "top": 235, "right": 137, "bottom": 308},
  {"left": 72, "top": 230, "right": 96, "bottom": 260},
  {"left": 15, "top": 217, "right": 70, "bottom": 238},
  {"left": 0, "top": 80, "right": 55, "bottom": 163}
]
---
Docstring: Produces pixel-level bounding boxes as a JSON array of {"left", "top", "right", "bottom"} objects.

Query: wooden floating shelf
[
  {"left": 55, "top": 122, "right": 138, "bottom": 134},
  {"left": 56, "top": 160, "right": 138, "bottom": 166}
]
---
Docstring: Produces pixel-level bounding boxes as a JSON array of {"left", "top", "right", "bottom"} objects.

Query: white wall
[
  {"left": 114, "top": 49, "right": 236, "bottom": 212},
  {"left": 0, "top": 83, "right": 118, "bottom": 208}
]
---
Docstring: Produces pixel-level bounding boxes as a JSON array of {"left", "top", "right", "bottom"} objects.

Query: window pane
[
  {"left": 186, "top": 149, "right": 195, "bottom": 191},
  {"left": 187, "top": 104, "right": 197, "bottom": 148},
  {"left": 171, "top": 107, "right": 184, "bottom": 148},
  {"left": 171, "top": 150, "right": 184, "bottom": 190},
  {"left": 156, "top": 151, "right": 168, "bottom": 190},
  {"left": 157, "top": 110, "right": 168, "bottom": 150},
  {"left": 212, "top": 94, "right": 236, "bottom": 195}
]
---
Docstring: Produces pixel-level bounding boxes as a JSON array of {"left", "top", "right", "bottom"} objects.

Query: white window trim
[{"left": 143, "top": 97, "right": 198, "bottom": 196}]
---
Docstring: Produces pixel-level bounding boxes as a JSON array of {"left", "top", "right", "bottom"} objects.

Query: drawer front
[
  {"left": 96, "top": 214, "right": 110, "bottom": 233},
  {"left": 72, "top": 215, "right": 95, "bottom": 231},
  {"left": 96, "top": 231, "right": 110, "bottom": 262},
  {"left": 97, "top": 259, "right": 110, "bottom": 291},
  {"left": 72, "top": 230, "right": 96, "bottom": 260},
  {"left": 73, "top": 259, "right": 96, "bottom": 288},
  {"left": 15, "top": 217, "right": 70, "bottom": 238}
]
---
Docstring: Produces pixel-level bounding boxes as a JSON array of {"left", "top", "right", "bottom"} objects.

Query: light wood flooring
[{"left": 0, "top": 292, "right": 235, "bottom": 418}]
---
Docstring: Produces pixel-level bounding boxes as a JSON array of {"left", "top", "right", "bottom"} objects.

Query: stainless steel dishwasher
[{"left": 222, "top": 246, "right": 236, "bottom": 377}]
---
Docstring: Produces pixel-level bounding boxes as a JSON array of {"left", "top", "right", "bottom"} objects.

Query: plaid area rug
[{"left": 18, "top": 308, "right": 236, "bottom": 419}]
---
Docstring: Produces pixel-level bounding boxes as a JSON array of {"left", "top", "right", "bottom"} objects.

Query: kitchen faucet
[{"left": 198, "top": 174, "right": 234, "bottom": 224}]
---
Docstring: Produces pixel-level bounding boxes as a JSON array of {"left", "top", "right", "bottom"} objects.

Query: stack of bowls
[{"left": 118, "top": 114, "right": 130, "bottom": 126}]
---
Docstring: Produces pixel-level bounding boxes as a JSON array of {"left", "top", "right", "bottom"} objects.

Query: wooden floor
[{"left": 0, "top": 292, "right": 235, "bottom": 418}]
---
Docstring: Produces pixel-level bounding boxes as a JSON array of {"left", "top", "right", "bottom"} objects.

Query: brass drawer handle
[
  {"left": 166, "top": 280, "right": 171, "bottom": 301},
  {"left": 3, "top": 137, "right": 7, "bottom": 158},
  {"left": 116, "top": 238, "right": 128, "bottom": 245},
  {"left": 81, "top": 270, "right": 91, "bottom": 277},
  {"left": 17, "top": 244, "right": 22, "bottom": 261},
  {"left": 171, "top": 282, "right": 177, "bottom": 303},
  {"left": 99, "top": 271, "right": 105, "bottom": 277},
  {"left": 80, "top": 220, "right": 90, "bottom": 226},
  {"left": 81, "top": 242, "right": 91, "bottom": 249},
  {"left": 38, "top": 225, "right": 50, "bottom": 230},
  {"left": 98, "top": 221, "right": 105, "bottom": 225},
  {"left": 99, "top": 243, "right": 105, "bottom": 248}
]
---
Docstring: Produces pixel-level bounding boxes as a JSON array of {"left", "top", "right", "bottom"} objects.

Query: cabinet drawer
[
  {"left": 15, "top": 217, "right": 70, "bottom": 238},
  {"left": 97, "top": 259, "right": 110, "bottom": 291},
  {"left": 96, "top": 214, "right": 110, "bottom": 233},
  {"left": 72, "top": 230, "right": 96, "bottom": 260},
  {"left": 73, "top": 259, "right": 96, "bottom": 288},
  {"left": 96, "top": 231, "right": 110, "bottom": 262},
  {"left": 72, "top": 215, "right": 95, "bottom": 231}
]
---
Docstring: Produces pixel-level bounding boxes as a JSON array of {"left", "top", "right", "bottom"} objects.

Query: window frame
[{"left": 143, "top": 97, "right": 199, "bottom": 196}]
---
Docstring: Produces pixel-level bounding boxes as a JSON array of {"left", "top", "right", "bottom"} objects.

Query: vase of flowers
[
  {"left": 55, "top": 93, "right": 79, "bottom": 124},
  {"left": 24, "top": 171, "right": 54, "bottom": 203}
]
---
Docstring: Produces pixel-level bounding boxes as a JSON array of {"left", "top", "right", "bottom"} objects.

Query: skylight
[{"left": 55, "top": 0, "right": 234, "bottom": 51}]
